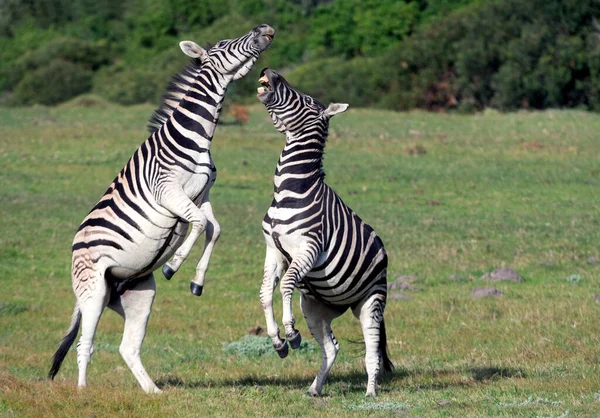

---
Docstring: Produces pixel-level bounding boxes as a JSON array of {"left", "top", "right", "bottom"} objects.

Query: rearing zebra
[
  {"left": 256, "top": 69, "right": 393, "bottom": 397},
  {"left": 48, "top": 25, "right": 274, "bottom": 393}
]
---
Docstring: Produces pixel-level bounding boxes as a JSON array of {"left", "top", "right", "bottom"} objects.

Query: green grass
[{"left": 0, "top": 103, "right": 599, "bottom": 417}]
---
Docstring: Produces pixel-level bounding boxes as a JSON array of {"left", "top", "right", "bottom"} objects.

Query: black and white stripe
[
  {"left": 257, "top": 68, "right": 392, "bottom": 397},
  {"left": 48, "top": 25, "right": 274, "bottom": 393}
]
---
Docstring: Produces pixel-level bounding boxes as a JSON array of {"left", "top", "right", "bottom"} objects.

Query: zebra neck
[
  {"left": 274, "top": 134, "right": 326, "bottom": 194},
  {"left": 166, "top": 68, "right": 230, "bottom": 150}
]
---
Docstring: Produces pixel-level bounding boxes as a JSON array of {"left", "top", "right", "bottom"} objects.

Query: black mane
[{"left": 147, "top": 57, "right": 203, "bottom": 133}]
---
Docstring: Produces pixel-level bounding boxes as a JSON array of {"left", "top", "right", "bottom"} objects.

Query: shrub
[
  {"left": 2, "top": 36, "right": 111, "bottom": 92},
  {"left": 353, "top": 0, "right": 600, "bottom": 111},
  {"left": 11, "top": 59, "right": 93, "bottom": 105},
  {"left": 93, "top": 64, "right": 166, "bottom": 105},
  {"left": 285, "top": 55, "right": 389, "bottom": 107}
]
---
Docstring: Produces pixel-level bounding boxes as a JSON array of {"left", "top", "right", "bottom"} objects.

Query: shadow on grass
[{"left": 156, "top": 366, "right": 524, "bottom": 392}]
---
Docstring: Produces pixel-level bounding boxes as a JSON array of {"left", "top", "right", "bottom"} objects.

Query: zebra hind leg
[
  {"left": 352, "top": 293, "right": 387, "bottom": 397},
  {"left": 75, "top": 269, "right": 109, "bottom": 389},
  {"left": 107, "top": 274, "right": 160, "bottom": 393},
  {"left": 300, "top": 294, "right": 344, "bottom": 396}
]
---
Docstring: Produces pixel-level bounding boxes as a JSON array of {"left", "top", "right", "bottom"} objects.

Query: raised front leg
[
  {"left": 159, "top": 184, "right": 209, "bottom": 295},
  {"left": 259, "top": 245, "right": 287, "bottom": 357},
  {"left": 280, "top": 243, "right": 319, "bottom": 349},
  {"left": 189, "top": 192, "right": 221, "bottom": 296}
]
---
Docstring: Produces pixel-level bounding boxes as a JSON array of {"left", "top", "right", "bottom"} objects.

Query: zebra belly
[{"left": 78, "top": 214, "right": 187, "bottom": 280}]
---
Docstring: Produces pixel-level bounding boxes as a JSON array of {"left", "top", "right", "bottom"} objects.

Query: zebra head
[
  {"left": 257, "top": 68, "right": 348, "bottom": 136},
  {"left": 180, "top": 24, "right": 275, "bottom": 82}
]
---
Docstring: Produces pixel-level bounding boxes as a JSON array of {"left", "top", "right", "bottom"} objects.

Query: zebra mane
[{"left": 147, "top": 57, "right": 204, "bottom": 133}]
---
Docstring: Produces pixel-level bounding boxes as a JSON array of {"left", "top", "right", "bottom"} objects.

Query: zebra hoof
[
  {"left": 190, "top": 282, "right": 203, "bottom": 296},
  {"left": 274, "top": 341, "right": 289, "bottom": 358},
  {"left": 287, "top": 329, "right": 302, "bottom": 349},
  {"left": 162, "top": 264, "right": 176, "bottom": 280},
  {"left": 306, "top": 388, "right": 321, "bottom": 397}
]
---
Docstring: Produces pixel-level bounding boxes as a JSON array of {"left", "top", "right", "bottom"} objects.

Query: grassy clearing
[{"left": 0, "top": 103, "right": 599, "bottom": 417}]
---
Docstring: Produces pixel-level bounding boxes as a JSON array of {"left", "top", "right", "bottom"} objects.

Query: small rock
[
  {"left": 588, "top": 256, "right": 600, "bottom": 264},
  {"left": 481, "top": 268, "right": 523, "bottom": 282},
  {"left": 438, "top": 400, "right": 451, "bottom": 407},
  {"left": 388, "top": 275, "right": 421, "bottom": 291},
  {"left": 388, "top": 293, "right": 411, "bottom": 301},
  {"left": 472, "top": 287, "right": 502, "bottom": 298},
  {"left": 594, "top": 294, "right": 600, "bottom": 303},
  {"left": 404, "top": 144, "right": 427, "bottom": 156},
  {"left": 409, "top": 129, "right": 423, "bottom": 136},
  {"left": 248, "top": 326, "right": 266, "bottom": 336}
]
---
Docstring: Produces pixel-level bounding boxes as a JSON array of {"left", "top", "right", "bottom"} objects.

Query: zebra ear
[
  {"left": 324, "top": 103, "right": 349, "bottom": 118},
  {"left": 179, "top": 41, "right": 208, "bottom": 61}
]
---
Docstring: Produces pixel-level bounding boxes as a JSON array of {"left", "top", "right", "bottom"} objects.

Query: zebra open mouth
[{"left": 257, "top": 73, "right": 272, "bottom": 96}]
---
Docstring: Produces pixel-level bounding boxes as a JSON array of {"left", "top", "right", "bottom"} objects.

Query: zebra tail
[
  {"left": 380, "top": 318, "right": 394, "bottom": 373},
  {"left": 48, "top": 304, "right": 81, "bottom": 379}
]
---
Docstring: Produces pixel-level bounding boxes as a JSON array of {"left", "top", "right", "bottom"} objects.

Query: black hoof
[
  {"left": 274, "top": 341, "right": 289, "bottom": 358},
  {"left": 287, "top": 329, "right": 302, "bottom": 349},
  {"left": 162, "top": 264, "right": 175, "bottom": 280},
  {"left": 190, "top": 282, "right": 203, "bottom": 296}
]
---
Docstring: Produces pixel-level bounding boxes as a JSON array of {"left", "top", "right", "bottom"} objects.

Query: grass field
[{"left": 1, "top": 101, "right": 599, "bottom": 417}]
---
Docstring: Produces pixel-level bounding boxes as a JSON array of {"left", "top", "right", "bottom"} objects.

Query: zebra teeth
[
  {"left": 264, "top": 34, "right": 273, "bottom": 43},
  {"left": 258, "top": 74, "right": 271, "bottom": 89}
]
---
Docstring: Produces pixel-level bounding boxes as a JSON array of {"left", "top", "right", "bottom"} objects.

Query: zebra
[
  {"left": 48, "top": 24, "right": 275, "bottom": 393},
  {"left": 256, "top": 68, "right": 393, "bottom": 397}
]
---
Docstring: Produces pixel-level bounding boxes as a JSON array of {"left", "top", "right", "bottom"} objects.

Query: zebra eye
[{"left": 305, "top": 97, "right": 313, "bottom": 105}]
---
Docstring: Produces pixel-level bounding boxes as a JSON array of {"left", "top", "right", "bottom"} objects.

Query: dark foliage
[{"left": 1, "top": 0, "right": 598, "bottom": 111}]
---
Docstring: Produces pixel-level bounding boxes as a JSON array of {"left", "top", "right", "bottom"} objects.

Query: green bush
[
  {"left": 93, "top": 63, "right": 167, "bottom": 105},
  {"left": 307, "top": 0, "right": 419, "bottom": 58},
  {"left": 11, "top": 59, "right": 93, "bottom": 105},
  {"left": 1, "top": 0, "right": 599, "bottom": 111},
  {"left": 335, "top": 0, "right": 600, "bottom": 111},
  {"left": 2, "top": 36, "right": 111, "bottom": 92},
  {"left": 286, "top": 56, "right": 388, "bottom": 107}
]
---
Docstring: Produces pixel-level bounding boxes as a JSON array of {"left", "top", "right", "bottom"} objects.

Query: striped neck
[
  {"left": 163, "top": 66, "right": 231, "bottom": 150},
  {"left": 274, "top": 129, "right": 327, "bottom": 195}
]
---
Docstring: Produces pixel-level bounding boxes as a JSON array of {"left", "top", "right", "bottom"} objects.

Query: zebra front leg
[
  {"left": 159, "top": 186, "right": 208, "bottom": 295},
  {"left": 189, "top": 194, "right": 221, "bottom": 296},
  {"left": 281, "top": 246, "right": 319, "bottom": 349},
  {"left": 260, "top": 246, "right": 287, "bottom": 357},
  {"left": 352, "top": 293, "right": 387, "bottom": 397}
]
